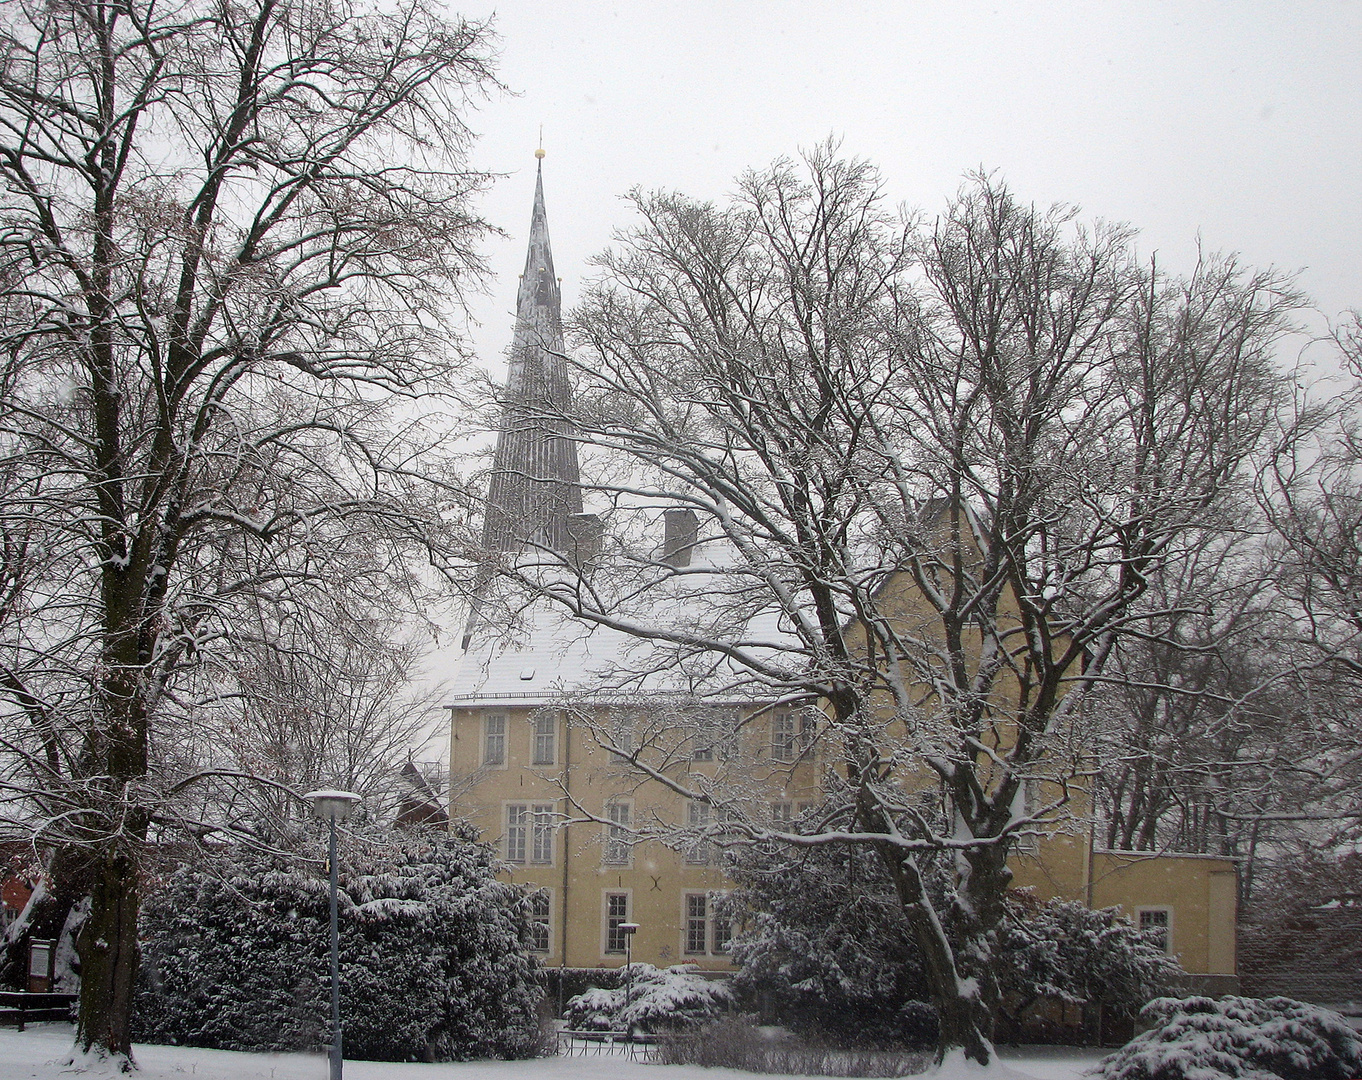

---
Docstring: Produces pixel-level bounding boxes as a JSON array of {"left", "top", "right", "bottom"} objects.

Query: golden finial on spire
[{"left": 535, "top": 126, "right": 545, "bottom": 159}]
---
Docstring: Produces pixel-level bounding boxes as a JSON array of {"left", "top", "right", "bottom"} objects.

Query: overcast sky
[
  {"left": 421, "top": 0, "right": 1362, "bottom": 744},
  {"left": 450, "top": 1, "right": 1361, "bottom": 379}
]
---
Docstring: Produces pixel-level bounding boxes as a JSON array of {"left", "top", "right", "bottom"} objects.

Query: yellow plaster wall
[
  {"left": 1090, "top": 852, "right": 1238, "bottom": 976},
  {"left": 450, "top": 703, "right": 820, "bottom": 973},
  {"left": 451, "top": 701, "right": 1237, "bottom": 980}
]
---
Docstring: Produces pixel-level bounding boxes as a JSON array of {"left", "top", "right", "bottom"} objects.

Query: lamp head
[
  {"left": 305, "top": 789, "right": 362, "bottom": 822},
  {"left": 619, "top": 922, "right": 640, "bottom": 935}
]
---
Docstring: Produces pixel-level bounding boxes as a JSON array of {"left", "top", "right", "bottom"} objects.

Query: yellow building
[{"left": 449, "top": 156, "right": 1237, "bottom": 996}]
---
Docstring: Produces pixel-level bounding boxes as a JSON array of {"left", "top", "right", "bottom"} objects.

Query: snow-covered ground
[{"left": 0, "top": 1024, "right": 1105, "bottom": 1080}]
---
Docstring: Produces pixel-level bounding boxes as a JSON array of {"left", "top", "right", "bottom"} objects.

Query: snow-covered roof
[{"left": 446, "top": 531, "right": 801, "bottom": 709}]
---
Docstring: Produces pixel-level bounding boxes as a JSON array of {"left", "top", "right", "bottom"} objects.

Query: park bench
[{"left": 0, "top": 991, "right": 77, "bottom": 1031}]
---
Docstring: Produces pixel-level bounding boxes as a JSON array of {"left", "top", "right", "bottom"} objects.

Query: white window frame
[
  {"left": 771, "top": 712, "right": 797, "bottom": 762},
  {"left": 604, "top": 801, "right": 632, "bottom": 865},
  {"left": 684, "top": 892, "right": 709, "bottom": 955},
  {"left": 531, "top": 803, "right": 555, "bottom": 865},
  {"left": 798, "top": 708, "right": 817, "bottom": 754},
  {"left": 483, "top": 713, "right": 507, "bottom": 767},
  {"left": 1137, "top": 907, "right": 1172, "bottom": 953},
  {"left": 681, "top": 890, "right": 733, "bottom": 957},
  {"left": 685, "top": 799, "right": 710, "bottom": 865},
  {"left": 691, "top": 706, "right": 737, "bottom": 761},
  {"left": 528, "top": 890, "right": 552, "bottom": 953},
  {"left": 530, "top": 713, "right": 556, "bottom": 766},
  {"left": 505, "top": 803, "right": 527, "bottom": 864},
  {"left": 604, "top": 891, "right": 632, "bottom": 955}
]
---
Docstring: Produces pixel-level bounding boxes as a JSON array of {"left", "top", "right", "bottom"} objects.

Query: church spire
[{"left": 480, "top": 153, "right": 583, "bottom": 555}]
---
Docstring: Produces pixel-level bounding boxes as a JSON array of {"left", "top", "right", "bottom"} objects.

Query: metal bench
[{"left": 557, "top": 1029, "right": 660, "bottom": 1059}]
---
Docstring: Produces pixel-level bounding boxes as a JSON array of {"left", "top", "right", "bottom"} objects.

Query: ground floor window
[
  {"left": 683, "top": 891, "right": 731, "bottom": 956},
  {"left": 1139, "top": 907, "right": 1171, "bottom": 952},
  {"left": 605, "top": 892, "right": 630, "bottom": 954},
  {"left": 529, "top": 890, "right": 551, "bottom": 953}
]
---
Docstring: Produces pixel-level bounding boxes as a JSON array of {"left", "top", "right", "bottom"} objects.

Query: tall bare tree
[
  {"left": 0, "top": 0, "right": 494, "bottom": 1061},
  {"left": 491, "top": 149, "right": 1300, "bottom": 1063}
]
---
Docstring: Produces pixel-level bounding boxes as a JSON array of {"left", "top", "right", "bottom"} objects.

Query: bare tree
[
  {"left": 1092, "top": 551, "right": 1328, "bottom": 898},
  {"left": 490, "top": 149, "right": 1300, "bottom": 1063},
  {"left": 1240, "top": 314, "right": 1362, "bottom": 859},
  {"left": 0, "top": 0, "right": 494, "bottom": 1060}
]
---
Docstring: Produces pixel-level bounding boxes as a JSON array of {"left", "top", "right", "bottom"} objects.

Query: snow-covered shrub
[
  {"left": 563, "top": 963, "right": 732, "bottom": 1032},
  {"left": 1095, "top": 995, "right": 1362, "bottom": 1080},
  {"left": 997, "top": 892, "right": 1181, "bottom": 1024},
  {"left": 134, "top": 827, "right": 543, "bottom": 1061},
  {"left": 726, "top": 841, "right": 1180, "bottom": 1047},
  {"left": 725, "top": 843, "right": 936, "bottom": 1047},
  {"left": 654, "top": 1018, "right": 930, "bottom": 1076}
]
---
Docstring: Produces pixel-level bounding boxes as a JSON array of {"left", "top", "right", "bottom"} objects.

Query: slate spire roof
[{"left": 480, "top": 156, "right": 583, "bottom": 555}]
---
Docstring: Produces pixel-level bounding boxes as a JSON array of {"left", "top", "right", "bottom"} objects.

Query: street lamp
[
  {"left": 619, "top": 922, "right": 640, "bottom": 1034},
  {"left": 305, "top": 789, "right": 361, "bottom": 1080}
]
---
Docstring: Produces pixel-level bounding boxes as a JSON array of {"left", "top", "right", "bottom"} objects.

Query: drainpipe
[{"left": 559, "top": 712, "right": 571, "bottom": 1016}]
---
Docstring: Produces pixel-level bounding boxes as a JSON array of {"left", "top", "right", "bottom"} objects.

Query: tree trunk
[
  {"left": 73, "top": 658, "right": 151, "bottom": 1066},
  {"left": 75, "top": 838, "right": 144, "bottom": 1066},
  {"left": 876, "top": 842, "right": 994, "bottom": 1065}
]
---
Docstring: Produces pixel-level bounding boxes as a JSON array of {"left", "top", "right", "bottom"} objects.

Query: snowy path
[{"left": 0, "top": 1025, "right": 1105, "bottom": 1080}]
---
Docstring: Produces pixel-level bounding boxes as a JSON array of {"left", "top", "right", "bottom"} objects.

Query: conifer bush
[
  {"left": 563, "top": 963, "right": 733, "bottom": 1032},
  {"left": 1095, "top": 995, "right": 1362, "bottom": 1080},
  {"left": 134, "top": 827, "right": 543, "bottom": 1061}
]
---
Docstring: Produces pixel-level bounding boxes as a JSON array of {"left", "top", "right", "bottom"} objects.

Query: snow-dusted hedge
[
  {"left": 564, "top": 963, "right": 732, "bottom": 1032},
  {"left": 1095, "top": 995, "right": 1362, "bottom": 1080},
  {"left": 997, "top": 893, "right": 1182, "bottom": 1021},
  {"left": 726, "top": 837, "right": 1177, "bottom": 1046},
  {"left": 134, "top": 828, "right": 543, "bottom": 1061}
]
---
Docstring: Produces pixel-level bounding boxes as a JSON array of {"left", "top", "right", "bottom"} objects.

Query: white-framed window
[
  {"left": 1138, "top": 907, "right": 1172, "bottom": 953},
  {"left": 605, "top": 891, "right": 631, "bottom": 954},
  {"left": 483, "top": 713, "right": 507, "bottom": 766},
  {"left": 692, "top": 706, "right": 737, "bottom": 761},
  {"left": 685, "top": 799, "right": 710, "bottom": 865},
  {"left": 799, "top": 708, "right": 817, "bottom": 754},
  {"left": 530, "top": 713, "right": 556, "bottom": 765},
  {"left": 685, "top": 893, "right": 709, "bottom": 954},
  {"left": 611, "top": 712, "right": 634, "bottom": 754},
  {"left": 714, "top": 903, "right": 733, "bottom": 953},
  {"left": 505, "top": 803, "right": 528, "bottom": 863},
  {"left": 529, "top": 890, "right": 551, "bottom": 953},
  {"left": 771, "top": 712, "right": 797, "bottom": 762},
  {"left": 770, "top": 801, "right": 792, "bottom": 826},
  {"left": 683, "top": 891, "right": 733, "bottom": 956},
  {"left": 604, "top": 802, "right": 631, "bottom": 865},
  {"left": 531, "top": 803, "right": 555, "bottom": 865}
]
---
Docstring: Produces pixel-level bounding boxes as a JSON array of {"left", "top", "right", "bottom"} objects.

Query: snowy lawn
[{"left": 0, "top": 1024, "right": 1106, "bottom": 1080}]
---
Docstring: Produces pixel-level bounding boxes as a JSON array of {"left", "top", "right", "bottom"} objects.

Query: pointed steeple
[{"left": 480, "top": 154, "right": 583, "bottom": 555}]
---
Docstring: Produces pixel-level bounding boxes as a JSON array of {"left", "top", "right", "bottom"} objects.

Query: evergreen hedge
[{"left": 133, "top": 827, "right": 543, "bottom": 1061}]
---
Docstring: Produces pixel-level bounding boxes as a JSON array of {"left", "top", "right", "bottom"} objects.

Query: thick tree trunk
[
  {"left": 75, "top": 838, "right": 144, "bottom": 1066},
  {"left": 952, "top": 842, "right": 1014, "bottom": 1040},
  {"left": 73, "top": 654, "right": 152, "bottom": 1066},
  {"left": 875, "top": 842, "right": 994, "bottom": 1065}
]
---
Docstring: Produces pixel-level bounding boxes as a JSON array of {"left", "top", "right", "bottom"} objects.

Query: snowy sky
[{"left": 451, "top": 1, "right": 1362, "bottom": 378}]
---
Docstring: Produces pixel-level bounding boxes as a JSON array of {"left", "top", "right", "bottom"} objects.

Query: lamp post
[
  {"left": 619, "top": 922, "right": 639, "bottom": 1034},
  {"left": 305, "top": 789, "right": 361, "bottom": 1080}
]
